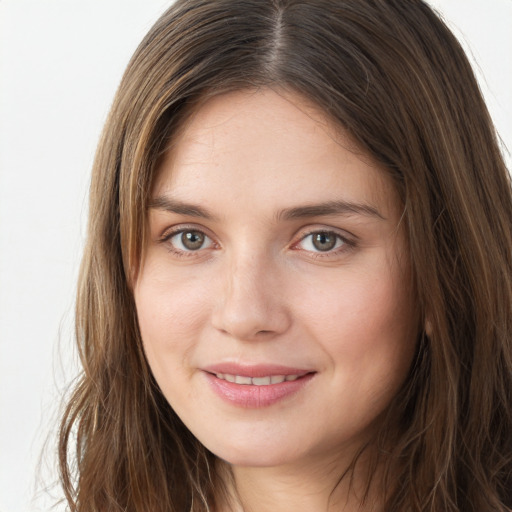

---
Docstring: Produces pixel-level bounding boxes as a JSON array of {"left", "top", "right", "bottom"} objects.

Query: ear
[
  {"left": 424, "top": 318, "right": 433, "bottom": 337},
  {"left": 127, "top": 250, "right": 144, "bottom": 291},
  {"left": 129, "top": 264, "right": 139, "bottom": 286}
]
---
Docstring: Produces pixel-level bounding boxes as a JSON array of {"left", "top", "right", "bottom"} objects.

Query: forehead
[{"left": 152, "top": 88, "right": 400, "bottom": 221}]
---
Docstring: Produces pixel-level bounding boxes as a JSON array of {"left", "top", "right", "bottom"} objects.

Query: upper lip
[{"left": 201, "top": 363, "right": 314, "bottom": 378}]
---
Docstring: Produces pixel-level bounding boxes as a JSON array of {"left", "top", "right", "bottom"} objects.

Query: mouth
[
  {"left": 213, "top": 373, "right": 302, "bottom": 385},
  {"left": 202, "top": 365, "right": 315, "bottom": 407}
]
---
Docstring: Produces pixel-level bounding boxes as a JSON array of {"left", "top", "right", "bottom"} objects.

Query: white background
[{"left": 0, "top": 1, "right": 511, "bottom": 511}]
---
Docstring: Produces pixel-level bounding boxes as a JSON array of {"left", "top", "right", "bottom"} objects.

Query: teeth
[
  {"left": 215, "top": 373, "right": 302, "bottom": 385},
  {"left": 252, "top": 376, "right": 271, "bottom": 385},
  {"left": 235, "top": 375, "right": 252, "bottom": 385}
]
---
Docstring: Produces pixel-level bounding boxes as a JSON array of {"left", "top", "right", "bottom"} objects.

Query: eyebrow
[
  {"left": 148, "top": 196, "right": 218, "bottom": 220},
  {"left": 148, "top": 196, "right": 385, "bottom": 222},
  {"left": 276, "top": 200, "right": 385, "bottom": 221}
]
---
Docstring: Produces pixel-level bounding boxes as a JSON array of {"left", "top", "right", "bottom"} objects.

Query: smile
[
  {"left": 203, "top": 368, "right": 315, "bottom": 408},
  {"left": 214, "top": 373, "right": 300, "bottom": 385}
]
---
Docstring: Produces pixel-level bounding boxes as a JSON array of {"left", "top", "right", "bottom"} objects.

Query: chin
[
  {"left": 216, "top": 450, "right": 294, "bottom": 468},
  {"left": 201, "top": 435, "right": 301, "bottom": 468}
]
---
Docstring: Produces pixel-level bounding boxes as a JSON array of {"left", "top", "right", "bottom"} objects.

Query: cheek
[
  {"left": 293, "top": 259, "right": 417, "bottom": 382},
  {"left": 134, "top": 265, "right": 210, "bottom": 379},
  {"left": 136, "top": 255, "right": 209, "bottom": 327}
]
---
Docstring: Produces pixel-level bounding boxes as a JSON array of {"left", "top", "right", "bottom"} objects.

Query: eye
[
  {"left": 296, "top": 231, "right": 348, "bottom": 253},
  {"left": 167, "top": 229, "right": 214, "bottom": 252}
]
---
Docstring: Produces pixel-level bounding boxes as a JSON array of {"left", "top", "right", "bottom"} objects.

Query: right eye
[{"left": 165, "top": 229, "right": 214, "bottom": 254}]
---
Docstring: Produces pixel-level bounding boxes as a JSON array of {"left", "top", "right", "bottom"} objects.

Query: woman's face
[{"left": 134, "top": 88, "right": 418, "bottom": 469}]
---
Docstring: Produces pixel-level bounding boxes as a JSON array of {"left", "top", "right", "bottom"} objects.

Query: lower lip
[{"left": 203, "top": 372, "right": 315, "bottom": 408}]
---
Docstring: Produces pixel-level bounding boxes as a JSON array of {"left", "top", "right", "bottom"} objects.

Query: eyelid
[
  {"left": 158, "top": 224, "right": 218, "bottom": 256},
  {"left": 291, "top": 226, "right": 357, "bottom": 256},
  {"left": 159, "top": 222, "right": 213, "bottom": 240}
]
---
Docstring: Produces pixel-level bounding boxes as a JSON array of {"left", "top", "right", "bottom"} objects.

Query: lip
[
  {"left": 201, "top": 363, "right": 315, "bottom": 408},
  {"left": 202, "top": 363, "right": 312, "bottom": 378}
]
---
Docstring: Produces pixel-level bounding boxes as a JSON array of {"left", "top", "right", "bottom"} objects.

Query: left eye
[
  {"left": 168, "top": 230, "right": 213, "bottom": 252},
  {"left": 297, "top": 231, "right": 346, "bottom": 252}
]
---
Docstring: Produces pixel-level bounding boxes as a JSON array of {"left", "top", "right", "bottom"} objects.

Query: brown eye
[
  {"left": 312, "top": 232, "right": 337, "bottom": 252},
  {"left": 181, "top": 231, "right": 205, "bottom": 250},
  {"left": 295, "top": 230, "right": 348, "bottom": 254},
  {"left": 167, "top": 229, "right": 213, "bottom": 253}
]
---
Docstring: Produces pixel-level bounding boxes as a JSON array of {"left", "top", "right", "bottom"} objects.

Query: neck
[{"left": 217, "top": 450, "right": 384, "bottom": 512}]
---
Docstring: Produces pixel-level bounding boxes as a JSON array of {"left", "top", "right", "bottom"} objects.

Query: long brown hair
[{"left": 59, "top": 1, "right": 512, "bottom": 510}]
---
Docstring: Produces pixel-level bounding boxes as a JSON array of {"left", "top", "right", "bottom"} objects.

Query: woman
[{"left": 59, "top": 0, "right": 512, "bottom": 510}]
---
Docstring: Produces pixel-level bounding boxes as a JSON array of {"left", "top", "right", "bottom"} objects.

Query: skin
[{"left": 134, "top": 88, "right": 419, "bottom": 511}]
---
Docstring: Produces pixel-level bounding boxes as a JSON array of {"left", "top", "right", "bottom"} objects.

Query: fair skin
[{"left": 134, "top": 88, "right": 419, "bottom": 511}]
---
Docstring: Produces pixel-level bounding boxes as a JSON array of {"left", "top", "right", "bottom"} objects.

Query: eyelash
[
  {"left": 292, "top": 230, "right": 356, "bottom": 258},
  {"left": 159, "top": 227, "right": 215, "bottom": 259},
  {"left": 159, "top": 226, "right": 356, "bottom": 259}
]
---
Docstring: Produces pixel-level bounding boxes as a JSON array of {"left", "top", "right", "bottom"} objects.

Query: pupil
[
  {"left": 313, "top": 232, "right": 336, "bottom": 251},
  {"left": 182, "top": 231, "right": 204, "bottom": 250}
]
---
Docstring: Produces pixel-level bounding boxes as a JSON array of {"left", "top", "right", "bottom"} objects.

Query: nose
[{"left": 211, "top": 251, "right": 292, "bottom": 341}]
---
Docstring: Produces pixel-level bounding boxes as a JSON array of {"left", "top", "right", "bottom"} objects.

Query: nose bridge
[{"left": 212, "top": 245, "right": 290, "bottom": 340}]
